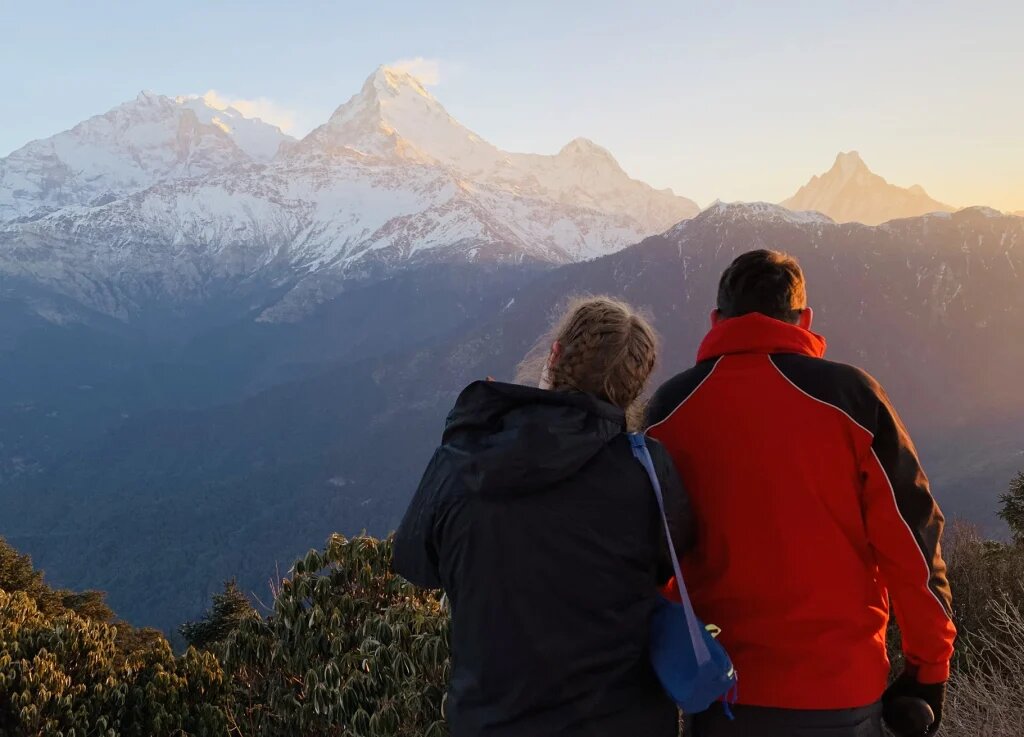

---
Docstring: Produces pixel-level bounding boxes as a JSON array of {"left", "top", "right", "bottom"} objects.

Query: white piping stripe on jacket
[
  {"left": 645, "top": 356, "right": 723, "bottom": 436},
  {"left": 869, "top": 448, "right": 954, "bottom": 620}
]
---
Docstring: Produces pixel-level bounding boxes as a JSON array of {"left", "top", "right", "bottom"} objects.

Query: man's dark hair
[{"left": 716, "top": 249, "right": 807, "bottom": 323}]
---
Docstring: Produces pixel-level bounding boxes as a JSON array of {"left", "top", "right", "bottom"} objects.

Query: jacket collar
[{"left": 696, "top": 312, "right": 827, "bottom": 362}]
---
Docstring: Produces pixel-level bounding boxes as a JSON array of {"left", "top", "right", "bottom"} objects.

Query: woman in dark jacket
[{"left": 394, "top": 296, "right": 692, "bottom": 737}]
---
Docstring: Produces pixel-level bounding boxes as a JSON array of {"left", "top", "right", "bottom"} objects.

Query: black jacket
[{"left": 394, "top": 381, "right": 691, "bottom": 737}]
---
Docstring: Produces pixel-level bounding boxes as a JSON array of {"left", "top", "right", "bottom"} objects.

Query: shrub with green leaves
[
  {"left": 221, "top": 534, "right": 449, "bottom": 737},
  {"left": 3, "top": 533, "right": 449, "bottom": 736},
  {"left": 181, "top": 579, "right": 259, "bottom": 652},
  {"left": 0, "top": 588, "right": 228, "bottom": 737},
  {"left": 9, "top": 503, "right": 1022, "bottom": 737}
]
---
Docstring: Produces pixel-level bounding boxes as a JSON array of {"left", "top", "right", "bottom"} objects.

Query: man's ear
[
  {"left": 798, "top": 307, "right": 814, "bottom": 330},
  {"left": 710, "top": 309, "right": 724, "bottom": 327}
]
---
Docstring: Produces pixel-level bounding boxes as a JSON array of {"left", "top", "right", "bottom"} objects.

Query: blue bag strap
[{"left": 629, "top": 432, "right": 711, "bottom": 665}]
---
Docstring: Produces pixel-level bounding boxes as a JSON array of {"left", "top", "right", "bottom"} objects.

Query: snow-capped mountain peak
[
  {"left": 0, "top": 92, "right": 292, "bottom": 220},
  {"left": 328, "top": 64, "right": 446, "bottom": 131},
  {"left": 301, "top": 65, "right": 498, "bottom": 171},
  {"left": 781, "top": 151, "right": 953, "bottom": 225},
  {"left": 372, "top": 65, "right": 434, "bottom": 99},
  {"left": 291, "top": 66, "right": 698, "bottom": 233}
]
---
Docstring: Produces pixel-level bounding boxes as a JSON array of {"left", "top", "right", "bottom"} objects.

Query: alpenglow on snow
[{"left": 0, "top": 66, "right": 700, "bottom": 322}]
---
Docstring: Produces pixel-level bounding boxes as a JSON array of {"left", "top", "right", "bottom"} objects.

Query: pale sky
[{"left": 3, "top": 0, "right": 1022, "bottom": 211}]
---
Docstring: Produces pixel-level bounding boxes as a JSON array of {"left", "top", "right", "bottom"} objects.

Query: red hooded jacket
[{"left": 646, "top": 313, "right": 955, "bottom": 710}]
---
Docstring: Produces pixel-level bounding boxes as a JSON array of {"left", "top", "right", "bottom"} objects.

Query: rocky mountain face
[
  {"left": 782, "top": 151, "right": 954, "bottom": 225},
  {"left": 0, "top": 67, "right": 699, "bottom": 324},
  {"left": 3, "top": 204, "right": 1020, "bottom": 634}
]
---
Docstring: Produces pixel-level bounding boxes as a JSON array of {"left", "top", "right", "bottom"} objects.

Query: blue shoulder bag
[{"left": 628, "top": 433, "right": 738, "bottom": 715}]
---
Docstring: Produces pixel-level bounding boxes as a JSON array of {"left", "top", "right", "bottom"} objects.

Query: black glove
[{"left": 882, "top": 666, "right": 946, "bottom": 736}]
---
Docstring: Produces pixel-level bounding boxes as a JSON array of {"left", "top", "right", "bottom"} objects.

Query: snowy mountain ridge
[
  {"left": 175, "top": 93, "right": 294, "bottom": 162},
  {"left": 289, "top": 67, "right": 695, "bottom": 232},
  {"left": 0, "top": 66, "right": 699, "bottom": 322},
  {"left": 0, "top": 92, "right": 294, "bottom": 221},
  {"left": 696, "top": 200, "right": 835, "bottom": 227}
]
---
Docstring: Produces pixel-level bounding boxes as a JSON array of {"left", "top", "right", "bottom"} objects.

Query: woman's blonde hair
[{"left": 518, "top": 296, "right": 659, "bottom": 419}]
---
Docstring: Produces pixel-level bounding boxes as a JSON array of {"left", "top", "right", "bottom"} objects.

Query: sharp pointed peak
[
  {"left": 831, "top": 150, "right": 870, "bottom": 175},
  {"left": 362, "top": 65, "right": 435, "bottom": 100},
  {"left": 835, "top": 149, "right": 864, "bottom": 162},
  {"left": 782, "top": 150, "right": 955, "bottom": 224}
]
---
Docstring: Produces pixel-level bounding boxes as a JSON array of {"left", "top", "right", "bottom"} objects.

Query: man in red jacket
[{"left": 646, "top": 250, "right": 955, "bottom": 737}]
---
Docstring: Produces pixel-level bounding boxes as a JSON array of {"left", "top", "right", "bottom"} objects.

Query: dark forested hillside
[{"left": 2, "top": 204, "right": 1022, "bottom": 634}]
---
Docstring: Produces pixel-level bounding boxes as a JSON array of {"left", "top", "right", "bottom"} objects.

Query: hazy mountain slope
[
  {"left": 782, "top": 151, "right": 954, "bottom": 225},
  {"left": 5, "top": 205, "right": 1021, "bottom": 633},
  {"left": 0, "top": 263, "right": 536, "bottom": 489}
]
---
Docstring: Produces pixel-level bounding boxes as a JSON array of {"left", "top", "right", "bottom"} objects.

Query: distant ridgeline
[
  {"left": 2, "top": 477, "right": 1024, "bottom": 736},
  {"left": 2, "top": 204, "right": 1022, "bottom": 639}
]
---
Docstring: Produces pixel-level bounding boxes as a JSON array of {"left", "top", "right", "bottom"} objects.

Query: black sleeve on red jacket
[
  {"left": 862, "top": 381, "right": 956, "bottom": 682},
  {"left": 647, "top": 438, "right": 695, "bottom": 582},
  {"left": 770, "top": 353, "right": 956, "bottom": 682},
  {"left": 645, "top": 359, "right": 719, "bottom": 430}
]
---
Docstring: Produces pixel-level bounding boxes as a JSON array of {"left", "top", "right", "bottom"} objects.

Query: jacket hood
[
  {"left": 697, "top": 312, "right": 827, "bottom": 362},
  {"left": 441, "top": 381, "right": 627, "bottom": 497}
]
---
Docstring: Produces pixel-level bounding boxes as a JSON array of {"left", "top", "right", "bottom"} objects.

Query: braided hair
[{"left": 519, "top": 296, "right": 659, "bottom": 423}]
